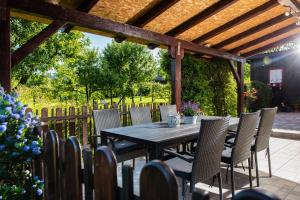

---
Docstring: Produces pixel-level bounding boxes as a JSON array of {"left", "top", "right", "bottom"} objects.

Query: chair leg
[
  {"left": 182, "top": 178, "right": 186, "bottom": 199},
  {"left": 248, "top": 158, "right": 252, "bottom": 188},
  {"left": 255, "top": 151, "right": 259, "bottom": 187},
  {"left": 230, "top": 163, "right": 235, "bottom": 198},
  {"left": 217, "top": 172, "right": 223, "bottom": 200},
  {"left": 267, "top": 147, "right": 272, "bottom": 177},
  {"left": 132, "top": 159, "right": 135, "bottom": 168},
  {"left": 251, "top": 151, "right": 254, "bottom": 169},
  {"left": 145, "top": 154, "right": 149, "bottom": 163}
]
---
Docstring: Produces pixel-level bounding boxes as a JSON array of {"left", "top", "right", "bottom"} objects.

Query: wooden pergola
[{"left": 1, "top": 0, "right": 300, "bottom": 115}]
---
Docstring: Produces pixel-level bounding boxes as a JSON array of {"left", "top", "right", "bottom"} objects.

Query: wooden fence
[
  {"left": 27, "top": 103, "right": 165, "bottom": 146},
  {"left": 38, "top": 130, "right": 209, "bottom": 200}
]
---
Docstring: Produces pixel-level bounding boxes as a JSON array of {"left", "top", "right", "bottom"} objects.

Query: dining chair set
[{"left": 92, "top": 105, "right": 277, "bottom": 200}]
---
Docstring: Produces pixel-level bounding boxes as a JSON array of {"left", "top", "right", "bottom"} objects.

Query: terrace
[{"left": 1, "top": 0, "right": 300, "bottom": 199}]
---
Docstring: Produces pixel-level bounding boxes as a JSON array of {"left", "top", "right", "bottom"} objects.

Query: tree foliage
[
  {"left": 101, "top": 42, "right": 156, "bottom": 103},
  {"left": 160, "top": 50, "right": 237, "bottom": 116}
]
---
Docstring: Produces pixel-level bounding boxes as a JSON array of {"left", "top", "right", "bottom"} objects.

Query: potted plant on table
[
  {"left": 0, "top": 87, "right": 43, "bottom": 200},
  {"left": 181, "top": 101, "right": 200, "bottom": 124}
]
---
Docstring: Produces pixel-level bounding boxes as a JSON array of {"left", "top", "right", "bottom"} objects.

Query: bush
[
  {"left": 0, "top": 87, "right": 43, "bottom": 200},
  {"left": 245, "top": 81, "right": 272, "bottom": 111}
]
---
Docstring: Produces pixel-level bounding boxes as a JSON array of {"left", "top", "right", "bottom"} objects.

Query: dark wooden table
[{"left": 101, "top": 116, "right": 239, "bottom": 160}]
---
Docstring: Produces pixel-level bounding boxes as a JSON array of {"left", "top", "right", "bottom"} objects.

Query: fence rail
[{"left": 27, "top": 103, "right": 166, "bottom": 146}]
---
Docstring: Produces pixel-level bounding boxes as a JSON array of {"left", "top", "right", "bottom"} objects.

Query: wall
[{"left": 250, "top": 50, "right": 300, "bottom": 107}]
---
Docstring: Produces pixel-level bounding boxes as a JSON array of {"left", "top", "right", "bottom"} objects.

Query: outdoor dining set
[{"left": 92, "top": 105, "right": 278, "bottom": 199}]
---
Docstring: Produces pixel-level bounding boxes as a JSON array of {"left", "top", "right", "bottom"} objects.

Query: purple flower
[
  {"left": 4, "top": 106, "right": 12, "bottom": 113},
  {"left": 36, "top": 189, "right": 43, "bottom": 196},
  {"left": 32, "top": 147, "right": 41, "bottom": 155},
  {"left": 31, "top": 141, "right": 39, "bottom": 147},
  {"left": 11, "top": 113, "right": 20, "bottom": 119}
]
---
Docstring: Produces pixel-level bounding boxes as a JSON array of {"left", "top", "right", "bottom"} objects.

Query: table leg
[
  {"left": 101, "top": 134, "right": 108, "bottom": 145},
  {"left": 149, "top": 145, "right": 162, "bottom": 160}
]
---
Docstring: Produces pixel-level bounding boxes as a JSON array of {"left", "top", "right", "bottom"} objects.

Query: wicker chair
[
  {"left": 92, "top": 109, "right": 148, "bottom": 164},
  {"left": 251, "top": 107, "right": 277, "bottom": 187},
  {"left": 164, "top": 117, "right": 230, "bottom": 200},
  {"left": 221, "top": 112, "right": 259, "bottom": 197},
  {"left": 159, "top": 104, "right": 177, "bottom": 121},
  {"left": 129, "top": 106, "right": 152, "bottom": 125}
]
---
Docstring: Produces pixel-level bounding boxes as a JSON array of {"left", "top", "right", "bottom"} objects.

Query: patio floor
[
  {"left": 117, "top": 137, "right": 300, "bottom": 199},
  {"left": 272, "top": 112, "right": 300, "bottom": 140}
]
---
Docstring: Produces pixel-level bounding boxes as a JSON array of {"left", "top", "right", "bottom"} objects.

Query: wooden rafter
[
  {"left": 230, "top": 23, "right": 298, "bottom": 53},
  {"left": 242, "top": 33, "right": 300, "bottom": 57},
  {"left": 12, "top": 20, "right": 66, "bottom": 67},
  {"left": 64, "top": 0, "right": 99, "bottom": 32},
  {"left": 11, "top": 0, "right": 99, "bottom": 67},
  {"left": 213, "top": 14, "right": 289, "bottom": 49},
  {"left": 127, "top": 0, "right": 179, "bottom": 27},
  {"left": 165, "top": 0, "right": 237, "bottom": 37},
  {"left": 192, "top": 0, "right": 278, "bottom": 44},
  {"left": 8, "top": 0, "right": 245, "bottom": 62}
]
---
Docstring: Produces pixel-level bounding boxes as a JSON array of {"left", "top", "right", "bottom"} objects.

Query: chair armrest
[
  {"left": 163, "top": 149, "right": 194, "bottom": 163},
  {"left": 184, "top": 151, "right": 195, "bottom": 157},
  {"left": 90, "top": 135, "right": 115, "bottom": 149}
]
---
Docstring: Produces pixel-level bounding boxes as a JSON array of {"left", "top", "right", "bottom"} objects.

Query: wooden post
[
  {"left": 169, "top": 43, "right": 184, "bottom": 111},
  {"left": 237, "top": 62, "right": 244, "bottom": 115},
  {"left": 0, "top": 0, "right": 11, "bottom": 92}
]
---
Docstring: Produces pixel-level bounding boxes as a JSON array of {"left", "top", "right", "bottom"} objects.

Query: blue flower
[
  {"left": 0, "top": 124, "right": 7, "bottom": 133},
  {"left": 26, "top": 112, "right": 32, "bottom": 118},
  {"left": 16, "top": 101, "right": 22, "bottom": 107},
  {"left": 4, "top": 106, "right": 12, "bottom": 113},
  {"left": 36, "top": 189, "right": 43, "bottom": 196},
  {"left": 16, "top": 135, "right": 21, "bottom": 140},
  {"left": 23, "top": 145, "right": 30, "bottom": 152},
  {"left": 0, "top": 145, "right": 5, "bottom": 151},
  {"left": 11, "top": 113, "right": 20, "bottom": 119},
  {"left": 0, "top": 115, "right": 7, "bottom": 122},
  {"left": 31, "top": 141, "right": 39, "bottom": 147},
  {"left": 33, "top": 176, "right": 39, "bottom": 181},
  {"left": 5, "top": 136, "right": 12, "bottom": 142},
  {"left": 17, "top": 129, "right": 23, "bottom": 135},
  {"left": 11, "top": 152, "right": 20, "bottom": 157},
  {"left": 32, "top": 147, "right": 41, "bottom": 155}
]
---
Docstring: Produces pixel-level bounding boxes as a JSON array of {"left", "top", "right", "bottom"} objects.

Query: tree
[
  {"left": 73, "top": 48, "right": 102, "bottom": 104},
  {"left": 101, "top": 42, "right": 156, "bottom": 103},
  {"left": 11, "top": 17, "right": 90, "bottom": 88}
]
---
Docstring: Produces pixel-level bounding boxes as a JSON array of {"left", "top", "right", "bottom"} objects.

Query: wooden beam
[
  {"left": 237, "top": 62, "right": 244, "bottom": 116},
  {"left": 166, "top": 0, "right": 237, "bottom": 37},
  {"left": 9, "top": 0, "right": 245, "bottom": 62},
  {"left": 230, "top": 23, "right": 298, "bottom": 53},
  {"left": 169, "top": 43, "right": 184, "bottom": 111},
  {"left": 12, "top": 20, "right": 66, "bottom": 67},
  {"left": 242, "top": 33, "right": 300, "bottom": 57},
  {"left": 64, "top": 0, "right": 99, "bottom": 32},
  {"left": 213, "top": 14, "right": 289, "bottom": 49},
  {"left": 228, "top": 60, "right": 240, "bottom": 84},
  {"left": 127, "top": 0, "right": 179, "bottom": 27},
  {"left": 192, "top": 0, "right": 278, "bottom": 44},
  {"left": 0, "top": 0, "right": 11, "bottom": 92}
]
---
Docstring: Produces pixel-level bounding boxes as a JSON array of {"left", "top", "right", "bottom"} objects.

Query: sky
[{"left": 84, "top": 33, "right": 161, "bottom": 59}]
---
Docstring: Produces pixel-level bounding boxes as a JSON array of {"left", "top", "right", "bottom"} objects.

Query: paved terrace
[
  {"left": 117, "top": 137, "right": 300, "bottom": 200},
  {"left": 272, "top": 113, "right": 300, "bottom": 140}
]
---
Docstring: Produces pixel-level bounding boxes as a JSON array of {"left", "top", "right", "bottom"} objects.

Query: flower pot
[
  {"left": 167, "top": 114, "right": 181, "bottom": 127},
  {"left": 183, "top": 116, "right": 197, "bottom": 124}
]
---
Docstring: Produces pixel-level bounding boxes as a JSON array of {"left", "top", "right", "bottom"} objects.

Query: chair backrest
[
  {"left": 129, "top": 106, "right": 152, "bottom": 125},
  {"left": 93, "top": 109, "right": 121, "bottom": 144},
  {"left": 255, "top": 107, "right": 277, "bottom": 152},
  {"left": 159, "top": 105, "right": 177, "bottom": 122},
  {"left": 232, "top": 112, "right": 259, "bottom": 164},
  {"left": 191, "top": 117, "right": 229, "bottom": 188}
]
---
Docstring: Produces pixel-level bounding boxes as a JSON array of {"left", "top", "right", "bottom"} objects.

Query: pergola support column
[
  {"left": 0, "top": 0, "right": 11, "bottom": 92},
  {"left": 169, "top": 43, "right": 184, "bottom": 111},
  {"left": 237, "top": 62, "right": 244, "bottom": 115}
]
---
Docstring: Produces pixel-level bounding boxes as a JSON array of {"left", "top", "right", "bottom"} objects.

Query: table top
[{"left": 101, "top": 116, "right": 239, "bottom": 145}]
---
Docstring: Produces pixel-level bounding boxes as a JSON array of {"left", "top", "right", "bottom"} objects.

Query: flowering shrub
[
  {"left": 181, "top": 101, "right": 200, "bottom": 116},
  {"left": 0, "top": 87, "right": 43, "bottom": 200},
  {"left": 244, "top": 87, "right": 258, "bottom": 111}
]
